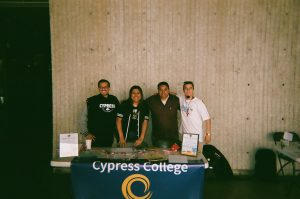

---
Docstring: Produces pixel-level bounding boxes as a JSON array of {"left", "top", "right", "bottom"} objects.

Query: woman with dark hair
[{"left": 116, "top": 85, "right": 149, "bottom": 147}]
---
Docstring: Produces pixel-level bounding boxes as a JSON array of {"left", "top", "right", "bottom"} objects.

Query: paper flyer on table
[
  {"left": 59, "top": 133, "right": 79, "bottom": 157},
  {"left": 181, "top": 133, "right": 199, "bottom": 156}
]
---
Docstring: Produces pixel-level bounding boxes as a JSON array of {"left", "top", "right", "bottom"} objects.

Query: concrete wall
[{"left": 50, "top": 0, "right": 300, "bottom": 171}]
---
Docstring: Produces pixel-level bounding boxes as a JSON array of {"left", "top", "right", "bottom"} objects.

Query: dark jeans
[
  {"left": 126, "top": 130, "right": 139, "bottom": 143},
  {"left": 92, "top": 132, "right": 114, "bottom": 147}
]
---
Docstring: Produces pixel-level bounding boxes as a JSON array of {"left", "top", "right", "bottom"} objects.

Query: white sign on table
[
  {"left": 59, "top": 133, "right": 79, "bottom": 157},
  {"left": 181, "top": 133, "right": 199, "bottom": 156}
]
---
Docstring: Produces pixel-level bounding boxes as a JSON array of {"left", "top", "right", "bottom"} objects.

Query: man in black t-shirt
[{"left": 81, "top": 79, "right": 119, "bottom": 147}]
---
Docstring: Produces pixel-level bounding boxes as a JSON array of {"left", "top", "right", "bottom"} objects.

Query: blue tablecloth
[{"left": 71, "top": 158, "right": 205, "bottom": 199}]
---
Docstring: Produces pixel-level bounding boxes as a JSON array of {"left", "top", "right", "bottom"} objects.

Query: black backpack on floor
[
  {"left": 203, "top": 145, "right": 233, "bottom": 179},
  {"left": 254, "top": 148, "right": 277, "bottom": 180}
]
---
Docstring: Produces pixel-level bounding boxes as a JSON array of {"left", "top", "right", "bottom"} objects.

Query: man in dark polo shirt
[
  {"left": 146, "top": 82, "right": 180, "bottom": 147},
  {"left": 80, "top": 79, "right": 119, "bottom": 147}
]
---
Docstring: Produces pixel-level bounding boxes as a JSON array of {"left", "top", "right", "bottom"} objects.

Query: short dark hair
[
  {"left": 98, "top": 79, "right": 110, "bottom": 88},
  {"left": 157, "top": 81, "right": 169, "bottom": 90},
  {"left": 129, "top": 85, "right": 144, "bottom": 101},
  {"left": 183, "top": 81, "right": 194, "bottom": 89}
]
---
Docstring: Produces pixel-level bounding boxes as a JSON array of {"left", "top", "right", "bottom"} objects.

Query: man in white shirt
[{"left": 179, "top": 81, "right": 211, "bottom": 152}]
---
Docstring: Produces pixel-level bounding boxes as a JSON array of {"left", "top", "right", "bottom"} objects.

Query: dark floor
[
  {"left": 4, "top": 167, "right": 299, "bottom": 199},
  {"left": 204, "top": 176, "right": 300, "bottom": 199}
]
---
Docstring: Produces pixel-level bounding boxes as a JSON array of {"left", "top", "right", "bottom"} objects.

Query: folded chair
[{"left": 273, "top": 132, "right": 300, "bottom": 176}]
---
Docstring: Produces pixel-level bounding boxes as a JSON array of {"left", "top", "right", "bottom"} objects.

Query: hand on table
[
  {"left": 134, "top": 138, "right": 143, "bottom": 147},
  {"left": 119, "top": 139, "right": 126, "bottom": 147}
]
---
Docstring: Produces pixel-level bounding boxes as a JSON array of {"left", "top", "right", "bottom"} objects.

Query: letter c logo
[{"left": 121, "top": 174, "right": 152, "bottom": 199}]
